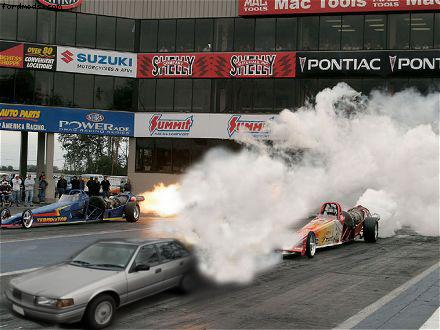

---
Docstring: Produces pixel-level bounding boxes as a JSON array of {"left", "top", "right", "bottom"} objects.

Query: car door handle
[{"left": 155, "top": 268, "right": 162, "bottom": 274}]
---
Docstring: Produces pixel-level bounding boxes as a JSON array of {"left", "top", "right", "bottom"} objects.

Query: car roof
[{"left": 95, "top": 238, "right": 176, "bottom": 246}]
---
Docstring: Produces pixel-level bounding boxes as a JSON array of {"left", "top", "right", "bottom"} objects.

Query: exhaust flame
[{"left": 139, "top": 183, "right": 183, "bottom": 217}]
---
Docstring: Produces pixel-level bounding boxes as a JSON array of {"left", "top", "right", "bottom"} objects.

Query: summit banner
[{"left": 238, "top": 0, "right": 440, "bottom": 16}]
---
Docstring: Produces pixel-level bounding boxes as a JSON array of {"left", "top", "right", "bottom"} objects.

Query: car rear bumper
[{"left": 5, "top": 291, "right": 85, "bottom": 324}]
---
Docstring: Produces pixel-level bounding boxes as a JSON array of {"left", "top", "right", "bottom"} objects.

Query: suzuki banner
[
  {"left": 296, "top": 50, "right": 440, "bottom": 77},
  {"left": 0, "top": 103, "right": 134, "bottom": 136},
  {"left": 239, "top": 0, "right": 440, "bottom": 16},
  {"left": 57, "top": 46, "right": 137, "bottom": 78},
  {"left": 137, "top": 52, "right": 296, "bottom": 78},
  {"left": 134, "top": 112, "right": 275, "bottom": 139}
]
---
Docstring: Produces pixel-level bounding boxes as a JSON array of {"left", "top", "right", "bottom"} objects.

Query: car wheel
[
  {"left": 178, "top": 272, "right": 197, "bottom": 293},
  {"left": 21, "top": 209, "right": 33, "bottom": 229},
  {"left": 125, "top": 203, "right": 140, "bottom": 223},
  {"left": 306, "top": 232, "right": 316, "bottom": 258},
  {"left": 84, "top": 294, "right": 116, "bottom": 329},
  {"left": 364, "top": 217, "right": 379, "bottom": 243},
  {"left": 1, "top": 208, "right": 11, "bottom": 221}
]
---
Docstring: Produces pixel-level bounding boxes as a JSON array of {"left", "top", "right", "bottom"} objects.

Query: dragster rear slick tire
[
  {"left": 125, "top": 203, "right": 140, "bottom": 222},
  {"left": 363, "top": 217, "right": 379, "bottom": 243},
  {"left": 306, "top": 232, "right": 316, "bottom": 258}
]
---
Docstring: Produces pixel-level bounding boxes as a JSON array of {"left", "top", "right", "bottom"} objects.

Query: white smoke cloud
[{"left": 155, "top": 83, "right": 439, "bottom": 284}]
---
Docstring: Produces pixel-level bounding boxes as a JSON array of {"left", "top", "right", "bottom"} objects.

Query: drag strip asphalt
[{"left": 0, "top": 220, "right": 438, "bottom": 329}]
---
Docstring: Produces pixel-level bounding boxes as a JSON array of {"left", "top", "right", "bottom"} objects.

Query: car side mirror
[{"left": 135, "top": 264, "right": 150, "bottom": 272}]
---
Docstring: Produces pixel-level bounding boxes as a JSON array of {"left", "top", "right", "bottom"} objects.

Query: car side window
[
  {"left": 156, "top": 242, "right": 183, "bottom": 262},
  {"left": 134, "top": 245, "right": 160, "bottom": 267},
  {"left": 170, "top": 242, "right": 190, "bottom": 258}
]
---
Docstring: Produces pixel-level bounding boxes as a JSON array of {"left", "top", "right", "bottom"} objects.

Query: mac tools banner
[
  {"left": 135, "top": 113, "right": 275, "bottom": 139},
  {"left": 296, "top": 50, "right": 440, "bottom": 77},
  {"left": 239, "top": 0, "right": 440, "bottom": 16},
  {"left": 57, "top": 46, "right": 137, "bottom": 78}
]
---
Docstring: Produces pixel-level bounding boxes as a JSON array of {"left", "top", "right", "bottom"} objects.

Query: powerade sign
[
  {"left": 0, "top": 104, "right": 134, "bottom": 136},
  {"left": 296, "top": 50, "right": 440, "bottom": 77},
  {"left": 57, "top": 46, "right": 137, "bottom": 78}
]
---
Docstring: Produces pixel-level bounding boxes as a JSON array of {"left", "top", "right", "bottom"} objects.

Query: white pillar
[
  {"left": 127, "top": 137, "right": 136, "bottom": 193},
  {"left": 44, "top": 133, "right": 55, "bottom": 203},
  {"left": 34, "top": 133, "right": 46, "bottom": 202}
]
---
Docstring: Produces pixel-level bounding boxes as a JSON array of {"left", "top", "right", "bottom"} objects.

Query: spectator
[
  {"left": 123, "top": 179, "right": 132, "bottom": 193},
  {"left": 101, "top": 176, "right": 111, "bottom": 197},
  {"left": 38, "top": 175, "right": 48, "bottom": 203},
  {"left": 39, "top": 172, "right": 46, "bottom": 181},
  {"left": 11, "top": 175, "right": 22, "bottom": 207},
  {"left": 79, "top": 177, "right": 85, "bottom": 191},
  {"left": 56, "top": 175, "right": 67, "bottom": 198},
  {"left": 92, "top": 177, "right": 101, "bottom": 196},
  {"left": 86, "top": 178, "right": 94, "bottom": 196},
  {"left": 71, "top": 176, "right": 80, "bottom": 190},
  {"left": 0, "top": 175, "right": 12, "bottom": 206},
  {"left": 24, "top": 174, "right": 35, "bottom": 207}
]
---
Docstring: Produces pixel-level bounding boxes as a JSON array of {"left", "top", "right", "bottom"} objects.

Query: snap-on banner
[
  {"left": 137, "top": 52, "right": 296, "bottom": 78},
  {"left": 0, "top": 103, "right": 134, "bottom": 136},
  {"left": 0, "top": 41, "right": 24, "bottom": 69},
  {"left": 239, "top": 0, "right": 440, "bottom": 16},
  {"left": 135, "top": 112, "right": 276, "bottom": 139},
  {"left": 296, "top": 50, "right": 440, "bottom": 77}
]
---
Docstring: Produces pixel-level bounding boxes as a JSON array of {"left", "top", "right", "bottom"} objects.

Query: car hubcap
[
  {"left": 134, "top": 206, "right": 139, "bottom": 219},
  {"left": 1, "top": 209, "right": 10, "bottom": 221},
  {"left": 23, "top": 211, "right": 33, "bottom": 228},
  {"left": 95, "top": 301, "right": 112, "bottom": 325}
]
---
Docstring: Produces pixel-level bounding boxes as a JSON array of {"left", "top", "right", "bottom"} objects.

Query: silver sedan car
[{"left": 5, "top": 238, "right": 195, "bottom": 329}]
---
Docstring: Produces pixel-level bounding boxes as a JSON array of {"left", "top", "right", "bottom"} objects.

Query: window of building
[
  {"left": 36, "top": 10, "right": 55, "bottom": 44},
  {"left": 408, "top": 78, "right": 432, "bottom": 95},
  {"left": 298, "top": 79, "right": 319, "bottom": 105},
  {"left": 214, "top": 18, "right": 234, "bottom": 51},
  {"left": 52, "top": 72, "right": 74, "bottom": 107},
  {"left": 174, "top": 80, "right": 192, "bottom": 112},
  {"left": 341, "top": 15, "right": 363, "bottom": 50},
  {"left": 76, "top": 14, "right": 96, "bottom": 48},
  {"left": 255, "top": 18, "right": 275, "bottom": 51},
  {"left": 0, "top": 6, "right": 17, "bottom": 40},
  {"left": 176, "top": 19, "right": 195, "bottom": 52},
  {"left": 114, "top": 78, "right": 135, "bottom": 111},
  {"left": 214, "top": 79, "right": 233, "bottom": 113},
  {"left": 319, "top": 16, "right": 341, "bottom": 50},
  {"left": 172, "top": 140, "right": 191, "bottom": 173},
  {"left": 74, "top": 74, "right": 94, "bottom": 108},
  {"left": 17, "top": 9, "right": 36, "bottom": 42},
  {"left": 153, "top": 139, "right": 172, "bottom": 172},
  {"left": 116, "top": 18, "right": 136, "bottom": 52},
  {"left": 411, "top": 13, "right": 434, "bottom": 50},
  {"left": 156, "top": 79, "right": 174, "bottom": 111},
  {"left": 138, "top": 79, "right": 156, "bottom": 111},
  {"left": 56, "top": 12, "right": 76, "bottom": 46},
  {"left": 94, "top": 76, "right": 114, "bottom": 110},
  {"left": 15, "top": 71, "right": 35, "bottom": 104},
  {"left": 253, "top": 79, "right": 274, "bottom": 113},
  {"left": 136, "top": 139, "right": 154, "bottom": 172},
  {"left": 195, "top": 19, "right": 213, "bottom": 52},
  {"left": 140, "top": 20, "right": 158, "bottom": 52},
  {"left": 362, "top": 79, "right": 386, "bottom": 95},
  {"left": 233, "top": 79, "right": 253, "bottom": 112},
  {"left": 34, "top": 71, "right": 53, "bottom": 106},
  {"left": 193, "top": 79, "right": 211, "bottom": 113},
  {"left": 388, "top": 14, "right": 410, "bottom": 49},
  {"left": 387, "top": 78, "right": 409, "bottom": 94},
  {"left": 0, "top": 68, "right": 15, "bottom": 103},
  {"left": 435, "top": 13, "right": 440, "bottom": 49},
  {"left": 96, "top": 16, "right": 116, "bottom": 50},
  {"left": 298, "top": 16, "right": 319, "bottom": 50},
  {"left": 158, "top": 20, "right": 176, "bottom": 52},
  {"left": 234, "top": 18, "right": 254, "bottom": 51},
  {"left": 274, "top": 79, "right": 296, "bottom": 111},
  {"left": 276, "top": 18, "right": 297, "bottom": 51},
  {"left": 364, "top": 15, "right": 386, "bottom": 50}
]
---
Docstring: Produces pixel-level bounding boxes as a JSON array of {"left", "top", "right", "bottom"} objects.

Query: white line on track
[
  {"left": 420, "top": 307, "right": 439, "bottom": 329},
  {"left": 0, "top": 228, "right": 141, "bottom": 244},
  {"left": 336, "top": 261, "right": 440, "bottom": 329},
  {"left": 0, "top": 267, "right": 41, "bottom": 277}
]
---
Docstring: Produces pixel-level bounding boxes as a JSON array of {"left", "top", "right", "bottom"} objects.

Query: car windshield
[
  {"left": 71, "top": 243, "right": 137, "bottom": 270},
  {"left": 59, "top": 194, "right": 81, "bottom": 203}
]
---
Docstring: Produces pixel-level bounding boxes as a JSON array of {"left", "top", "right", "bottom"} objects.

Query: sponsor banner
[
  {"left": 57, "top": 46, "right": 137, "bottom": 78},
  {"left": 0, "top": 103, "right": 134, "bottom": 136},
  {"left": 24, "top": 44, "right": 57, "bottom": 71},
  {"left": 296, "top": 50, "right": 440, "bottom": 77},
  {"left": 37, "top": 0, "right": 84, "bottom": 10},
  {"left": 0, "top": 41, "right": 24, "bottom": 69},
  {"left": 137, "top": 52, "right": 296, "bottom": 78},
  {"left": 239, "top": 0, "right": 440, "bottom": 16},
  {"left": 135, "top": 113, "right": 275, "bottom": 139}
]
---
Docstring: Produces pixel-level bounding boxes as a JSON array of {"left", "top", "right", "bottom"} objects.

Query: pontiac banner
[
  {"left": 137, "top": 52, "right": 296, "bottom": 78},
  {"left": 239, "top": 0, "right": 440, "bottom": 16}
]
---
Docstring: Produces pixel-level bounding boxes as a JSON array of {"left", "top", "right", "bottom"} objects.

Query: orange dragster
[{"left": 282, "top": 202, "right": 380, "bottom": 258}]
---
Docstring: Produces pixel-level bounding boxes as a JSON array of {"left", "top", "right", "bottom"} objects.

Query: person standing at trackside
[
  {"left": 56, "top": 175, "right": 67, "bottom": 198},
  {"left": 123, "top": 179, "right": 132, "bottom": 193},
  {"left": 71, "top": 176, "right": 80, "bottom": 190},
  {"left": 38, "top": 175, "right": 48, "bottom": 203},
  {"left": 0, "top": 175, "right": 12, "bottom": 206},
  {"left": 101, "top": 176, "right": 111, "bottom": 197},
  {"left": 24, "top": 174, "right": 35, "bottom": 207},
  {"left": 93, "top": 177, "right": 101, "bottom": 196},
  {"left": 86, "top": 178, "right": 94, "bottom": 196},
  {"left": 11, "top": 175, "right": 22, "bottom": 207}
]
